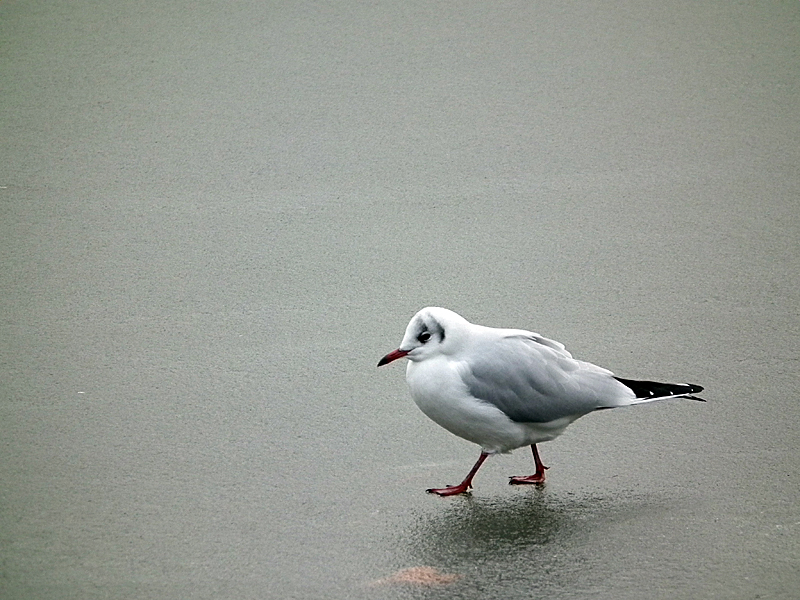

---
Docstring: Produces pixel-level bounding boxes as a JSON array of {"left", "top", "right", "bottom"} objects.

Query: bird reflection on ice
[{"left": 393, "top": 490, "right": 666, "bottom": 595}]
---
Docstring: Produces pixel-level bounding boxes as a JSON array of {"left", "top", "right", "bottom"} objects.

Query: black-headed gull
[{"left": 378, "top": 307, "right": 704, "bottom": 496}]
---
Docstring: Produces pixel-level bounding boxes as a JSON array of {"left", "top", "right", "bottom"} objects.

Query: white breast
[{"left": 406, "top": 357, "right": 539, "bottom": 453}]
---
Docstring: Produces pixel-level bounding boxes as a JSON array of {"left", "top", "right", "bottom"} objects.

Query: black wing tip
[
  {"left": 685, "top": 384, "right": 705, "bottom": 401},
  {"left": 614, "top": 377, "right": 706, "bottom": 400}
]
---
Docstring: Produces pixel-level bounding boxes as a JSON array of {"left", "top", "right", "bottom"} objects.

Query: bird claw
[
  {"left": 508, "top": 474, "right": 546, "bottom": 485},
  {"left": 426, "top": 484, "right": 472, "bottom": 496}
]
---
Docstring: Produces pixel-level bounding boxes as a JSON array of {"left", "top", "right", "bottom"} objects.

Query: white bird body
[
  {"left": 405, "top": 330, "right": 584, "bottom": 453},
  {"left": 378, "top": 307, "right": 705, "bottom": 495}
]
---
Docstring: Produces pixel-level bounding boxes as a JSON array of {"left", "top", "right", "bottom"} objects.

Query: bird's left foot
[{"left": 426, "top": 483, "right": 472, "bottom": 496}]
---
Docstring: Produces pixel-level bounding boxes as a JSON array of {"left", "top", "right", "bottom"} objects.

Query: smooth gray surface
[{"left": 1, "top": 1, "right": 798, "bottom": 598}]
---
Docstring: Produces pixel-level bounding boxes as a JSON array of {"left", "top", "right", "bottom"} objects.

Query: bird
[{"left": 377, "top": 307, "right": 704, "bottom": 496}]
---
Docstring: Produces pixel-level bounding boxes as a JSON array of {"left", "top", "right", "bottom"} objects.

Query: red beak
[{"left": 377, "top": 349, "right": 409, "bottom": 367}]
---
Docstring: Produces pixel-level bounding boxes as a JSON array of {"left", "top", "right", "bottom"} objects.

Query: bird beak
[{"left": 377, "top": 349, "right": 409, "bottom": 367}]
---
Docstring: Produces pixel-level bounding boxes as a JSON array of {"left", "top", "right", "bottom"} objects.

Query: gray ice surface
[{"left": 1, "top": 1, "right": 798, "bottom": 598}]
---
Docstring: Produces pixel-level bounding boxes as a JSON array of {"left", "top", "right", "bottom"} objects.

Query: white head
[{"left": 377, "top": 307, "right": 470, "bottom": 366}]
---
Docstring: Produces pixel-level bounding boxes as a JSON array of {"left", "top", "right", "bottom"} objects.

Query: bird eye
[{"left": 417, "top": 331, "right": 431, "bottom": 343}]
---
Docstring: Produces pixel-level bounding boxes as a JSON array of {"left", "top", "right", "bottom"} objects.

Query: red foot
[
  {"left": 508, "top": 473, "right": 546, "bottom": 485},
  {"left": 510, "top": 445, "right": 549, "bottom": 485},
  {"left": 426, "top": 483, "right": 472, "bottom": 496},
  {"left": 426, "top": 451, "right": 489, "bottom": 496}
]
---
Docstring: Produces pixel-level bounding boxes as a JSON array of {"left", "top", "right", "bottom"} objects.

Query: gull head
[{"left": 378, "top": 307, "right": 469, "bottom": 366}]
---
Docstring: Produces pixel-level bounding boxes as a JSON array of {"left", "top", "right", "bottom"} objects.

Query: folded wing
[{"left": 461, "top": 334, "right": 633, "bottom": 423}]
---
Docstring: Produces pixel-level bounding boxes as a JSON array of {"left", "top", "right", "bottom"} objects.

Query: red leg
[
  {"left": 509, "top": 444, "right": 549, "bottom": 485},
  {"left": 427, "top": 451, "right": 490, "bottom": 496}
]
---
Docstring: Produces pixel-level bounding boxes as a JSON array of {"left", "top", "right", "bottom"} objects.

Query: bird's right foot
[{"left": 508, "top": 473, "right": 546, "bottom": 485}]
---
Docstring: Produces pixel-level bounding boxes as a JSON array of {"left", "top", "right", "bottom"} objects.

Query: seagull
[{"left": 378, "top": 307, "right": 705, "bottom": 496}]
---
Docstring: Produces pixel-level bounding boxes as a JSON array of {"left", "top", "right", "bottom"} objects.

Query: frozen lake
[{"left": 1, "top": 1, "right": 798, "bottom": 598}]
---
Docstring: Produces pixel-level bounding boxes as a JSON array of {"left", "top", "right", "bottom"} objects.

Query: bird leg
[
  {"left": 427, "top": 451, "right": 490, "bottom": 496},
  {"left": 509, "top": 444, "right": 549, "bottom": 485}
]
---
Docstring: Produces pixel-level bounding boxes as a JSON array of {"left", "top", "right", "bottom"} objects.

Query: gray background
[{"left": 1, "top": 1, "right": 798, "bottom": 598}]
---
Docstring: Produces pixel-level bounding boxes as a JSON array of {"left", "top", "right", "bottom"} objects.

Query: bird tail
[{"left": 614, "top": 377, "right": 706, "bottom": 404}]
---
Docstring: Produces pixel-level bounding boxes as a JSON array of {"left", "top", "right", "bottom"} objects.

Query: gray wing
[{"left": 461, "top": 335, "right": 630, "bottom": 423}]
